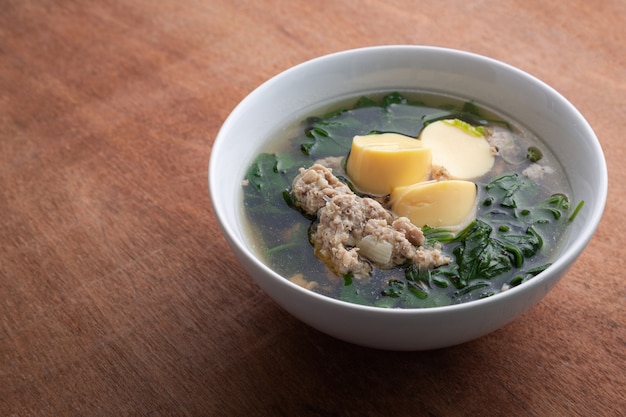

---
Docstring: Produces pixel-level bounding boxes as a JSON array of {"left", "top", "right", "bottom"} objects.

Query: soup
[{"left": 242, "top": 92, "right": 582, "bottom": 308}]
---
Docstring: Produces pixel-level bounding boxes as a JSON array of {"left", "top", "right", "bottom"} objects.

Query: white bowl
[{"left": 208, "top": 46, "right": 607, "bottom": 350}]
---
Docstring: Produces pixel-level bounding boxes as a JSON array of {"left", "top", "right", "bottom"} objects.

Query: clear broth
[{"left": 242, "top": 91, "right": 574, "bottom": 308}]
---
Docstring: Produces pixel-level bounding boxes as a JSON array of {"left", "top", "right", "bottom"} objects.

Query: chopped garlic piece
[{"left": 356, "top": 235, "right": 393, "bottom": 265}]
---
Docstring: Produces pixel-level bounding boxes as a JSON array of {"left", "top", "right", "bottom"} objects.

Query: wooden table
[{"left": 1, "top": 1, "right": 624, "bottom": 415}]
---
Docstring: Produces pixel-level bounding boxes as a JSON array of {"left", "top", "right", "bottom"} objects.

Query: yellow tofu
[
  {"left": 390, "top": 180, "right": 477, "bottom": 231},
  {"left": 346, "top": 133, "right": 431, "bottom": 195},
  {"left": 419, "top": 119, "right": 495, "bottom": 180}
]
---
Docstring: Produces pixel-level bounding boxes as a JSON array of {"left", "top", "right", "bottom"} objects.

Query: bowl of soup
[{"left": 208, "top": 46, "right": 607, "bottom": 350}]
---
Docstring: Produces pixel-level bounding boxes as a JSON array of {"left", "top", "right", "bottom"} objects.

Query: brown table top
[{"left": 1, "top": 1, "right": 624, "bottom": 415}]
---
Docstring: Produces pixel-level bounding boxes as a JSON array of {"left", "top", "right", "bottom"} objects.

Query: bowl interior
[
  {"left": 209, "top": 46, "right": 607, "bottom": 349},
  {"left": 210, "top": 46, "right": 606, "bottom": 276}
]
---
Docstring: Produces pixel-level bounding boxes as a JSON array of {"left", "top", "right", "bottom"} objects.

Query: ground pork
[
  {"left": 522, "top": 163, "right": 555, "bottom": 180},
  {"left": 291, "top": 164, "right": 451, "bottom": 278},
  {"left": 291, "top": 164, "right": 352, "bottom": 216}
]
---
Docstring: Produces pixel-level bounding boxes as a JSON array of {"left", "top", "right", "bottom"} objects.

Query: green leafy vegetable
[
  {"left": 245, "top": 153, "right": 292, "bottom": 211},
  {"left": 242, "top": 92, "right": 581, "bottom": 309},
  {"left": 340, "top": 274, "right": 371, "bottom": 306},
  {"left": 526, "top": 146, "right": 543, "bottom": 162},
  {"left": 381, "top": 92, "right": 408, "bottom": 107},
  {"left": 485, "top": 173, "right": 531, "bottom": 208},
  {"left": 569, "top": 200, "right": 585, "bottom": 222},
  {"left": 427, "top": 173, "right": 573, "bottom": 295}
]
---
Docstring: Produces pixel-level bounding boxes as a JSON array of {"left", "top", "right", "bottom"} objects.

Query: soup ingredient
[
  {"left": 429, "top": 173, "right": 574, "bottom": 291},
  {"left": 390, "top": 180, "right": 477, "bottom": 232},
  {"left": 243, "top": 92, "right": 580, "bottom": 308},
  {"left": 526, "top": 146, "right": 543, "bottom": 163},
  {"left": 522, "top": 163, "right": 555, "bottom": 181},
  {"left": 420, "top": 119, "right": 495, "bottom": 179},
  {"left": 291, "top": 164, "right": 450, "bottom": 277},
  {"left": 346, "top": 133, "right": 431, "bottom": 195},
  {"left": 291, "top": 163, "right": 352, "bottom": 216}
]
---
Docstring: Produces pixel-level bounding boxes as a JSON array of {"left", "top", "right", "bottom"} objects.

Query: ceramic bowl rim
[{"left": 209, "top": 45, "right": 608, "bottom": 316}]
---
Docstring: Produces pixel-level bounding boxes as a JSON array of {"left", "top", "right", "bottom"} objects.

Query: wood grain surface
[{"left": 1, "top": 0, "right": 624, "bottom": 416}]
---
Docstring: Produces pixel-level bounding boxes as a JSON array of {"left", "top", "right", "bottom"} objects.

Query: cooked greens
[{"left": 243, "top": 92, "right": 580, "bottom": 308}]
